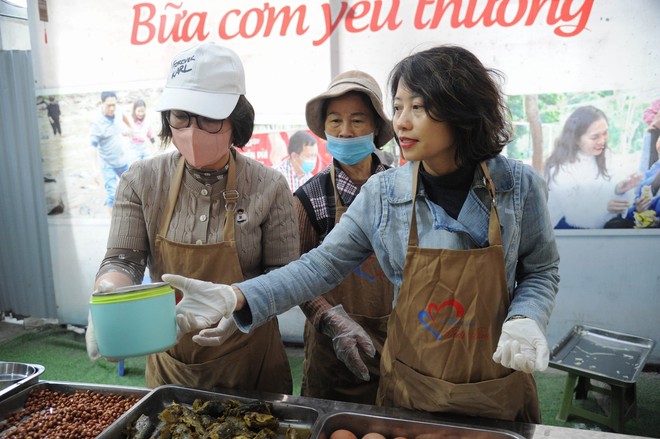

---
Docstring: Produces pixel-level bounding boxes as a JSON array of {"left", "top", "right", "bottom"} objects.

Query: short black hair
[
  {"left": 101, "top": 91, "right": 117, "bottom": 103},
  {"left": 159, "top": 95, "right": 255, "bottom": 149},
  {"left": 388, "top": 45, "right": 511, "bottom": 166},
  {"left": 287, "top": 130, "right": 316, "bottom": 155}
]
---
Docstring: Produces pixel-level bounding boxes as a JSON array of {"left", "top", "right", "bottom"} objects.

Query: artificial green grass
[
  {"left": 1, "top": 326, "right": 147, "bottom": 388},
  {"left": 2, "top": 326, "right": 659, "bottom": 437},
  {"left": 0, "top": 326, "right": 301, "bottom": 391}
]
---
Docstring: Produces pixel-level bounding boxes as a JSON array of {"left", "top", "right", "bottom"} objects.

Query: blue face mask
[
  {"left": 300, "top": 158, "right": 316, "bottom": 173},
  {"left": 324, "top": 133, "right": 375, "bottom": 166}
]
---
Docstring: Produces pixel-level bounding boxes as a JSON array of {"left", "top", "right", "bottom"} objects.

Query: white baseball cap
[{"left": 155, "top": 42, "right": 246, "bottom": 119}]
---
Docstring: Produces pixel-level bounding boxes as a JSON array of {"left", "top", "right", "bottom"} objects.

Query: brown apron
[
  {"left": 302, "top": 164, "right": 394, "bottom": 404},
  {"left": 146, "top": 155, "right": 292, "bottom": 394},
  {"left": 376, "top": 162, "right": 540, "bottom": 423}
]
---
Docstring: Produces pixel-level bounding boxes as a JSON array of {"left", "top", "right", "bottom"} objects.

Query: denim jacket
[{"left": 235, "top": 155, "right": 559, "bottom": 332}]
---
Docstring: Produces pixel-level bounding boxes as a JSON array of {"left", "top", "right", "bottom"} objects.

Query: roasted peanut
[{"left": 0, "top": 388, "right": 141, "bottom": 438}]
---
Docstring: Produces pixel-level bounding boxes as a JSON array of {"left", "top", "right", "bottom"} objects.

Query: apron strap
[
  {"left": 479, "top": 162, "right": 503, "bottom": 247},
  {"left": 222, "top": 152, "right": 238, "bottom": 242},
  {"left": 408, "top": 161, "right": 503, "bottom": 248},
  {"left": 407, "top": 162, "right": 422, "bottom": 247},
  {"left": 329, "top": 163, "right": 346, "bottom": 210}
]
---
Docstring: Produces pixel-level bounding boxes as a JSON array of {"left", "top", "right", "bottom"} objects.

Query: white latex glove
[
  {"left": 85, "top": 311, "right": 101, "bottom": 362},
  {"left": 492, "top": 318, "right": 549, "bottom": 373},
  {"left": 175, "top": 310, "right": 198, "bottom": 340},
  {"left": 162, "top": 274, "right": 237, "bottom": 336},
  {"left": 320, "top": 305, "right": 376, "bottom": 381},
  {"left": 192, "top": 317, "right": 238, "bottom": 346},
  {"left": 86, "top": 279, "right": 116, "bottom": 362}
]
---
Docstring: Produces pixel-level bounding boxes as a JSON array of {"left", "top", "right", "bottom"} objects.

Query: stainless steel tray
[
  {"left": 313, "top": 411, "right": 526, "bottom": 439},
  {"left": 549, "top": 325, "right": 656, "bottom": 384},
  {"left": 100, "top": 384, "right": 321, "bottom": 439},
  {"left": 0, "top": 362, "right": 45, "bottom": 401},
  {"left": 0, "top": 381, "right": 149, "bottom": 436}
]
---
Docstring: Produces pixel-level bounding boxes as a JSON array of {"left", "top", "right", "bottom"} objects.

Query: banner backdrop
[
  {"left": 27, "top": 0, "right": 660, "bottom": 226},
  {"left": 28, "top": 1, "right": 660, "bottom": 95}
]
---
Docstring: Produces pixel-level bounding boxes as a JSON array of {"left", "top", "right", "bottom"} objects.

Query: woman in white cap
[
  {"left": 294, "top": 71, "right": 395, "bottom": 404},
  {"left": 85, "top": 42, "right": 298, "bottom": 394},
  {"left": 165, "top": 45, "right": 559, "bottom": 423}
]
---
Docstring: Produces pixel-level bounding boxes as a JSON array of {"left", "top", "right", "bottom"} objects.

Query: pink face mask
[{"left": 171, "top": 127, "right": 232, "bottom": 170}]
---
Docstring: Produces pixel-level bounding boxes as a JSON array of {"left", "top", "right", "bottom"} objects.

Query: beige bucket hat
[{"left": 305, "top": 70, "right": 394, "bottom": 148}]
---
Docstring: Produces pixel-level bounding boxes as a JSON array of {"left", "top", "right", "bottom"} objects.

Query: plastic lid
[{"left": 90, "top": 282, "right": 174, "bottom": 304}]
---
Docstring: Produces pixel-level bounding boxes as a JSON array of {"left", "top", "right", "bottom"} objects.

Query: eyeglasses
[{"left": 166, "top": 110, "right": 225, "bottom": 134}]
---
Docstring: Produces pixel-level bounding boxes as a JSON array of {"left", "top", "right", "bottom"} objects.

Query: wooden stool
[{"left": 549, "top": 325, "right": 655, "bottom": 433}]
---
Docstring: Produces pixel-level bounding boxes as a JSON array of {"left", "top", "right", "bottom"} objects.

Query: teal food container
[{"left": 90, "top": 282, "right": 176, "bottom": 358}]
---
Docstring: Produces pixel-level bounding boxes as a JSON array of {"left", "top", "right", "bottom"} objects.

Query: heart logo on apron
[
  {"left": 418, "top": 299, "right": 465, "bottom": 341},
  {"left": 355, "top": 255, "right": 388, "bottom": 282}
]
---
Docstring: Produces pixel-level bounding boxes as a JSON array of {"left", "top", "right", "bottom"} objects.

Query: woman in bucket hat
[
  {"left": 165, "top": 45, "right": 559, "bottom": 422},
  {"left": 86, "top": 42, "right": 298, "bottom": 395},
  {"left": 296, "top": 70, "right": 395, "bottom": 404}
]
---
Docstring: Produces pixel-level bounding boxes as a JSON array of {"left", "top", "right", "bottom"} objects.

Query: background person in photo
[
  {"left": 275, "top": 130, "right": 318, "bottom": 192},
  {"left": 626, "top": 134, "right": 660, "bottom": 228},
  {"left": 46, "top": 95, "right": 62, "bottom": 136},
  {"left": 639, "top": 98, "right": 660, "bottom": 172},
  {"left": 127, "top": 98, "right": 156, "bottom": 163},
  {"left": 89, "top": 91, "right": 130, "bottom": 210},
  {"left": 544, "top": 105, "right": 642, "bottom": 229}
]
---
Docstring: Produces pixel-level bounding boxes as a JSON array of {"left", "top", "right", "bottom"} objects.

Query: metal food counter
[{"left": 0, "top": 381, "right": 653, "bottom": 439}]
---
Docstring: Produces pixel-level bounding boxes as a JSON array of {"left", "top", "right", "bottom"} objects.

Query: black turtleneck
[{"left": 419, "top": 163, "right": 475, "bottom": 220}]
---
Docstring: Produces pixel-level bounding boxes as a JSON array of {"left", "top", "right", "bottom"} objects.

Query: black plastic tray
[
  {"left": 314, "top": 411, "right": 525, "bottom": 439},
  {"left": 99, "top": 384, "right": 321, "bottom": 438},
  {"left": 549, "top": 325, "right": 656, "bottom": 384}
]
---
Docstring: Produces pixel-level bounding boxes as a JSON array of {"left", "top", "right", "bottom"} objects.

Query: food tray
[
  {"left": 313, "top": 411, "right": 525, "bottom": 439},
  {"left": 99, "top": 384, "right": 321, "bottom": 438},
  {"left": 0, "top": 362, "right": 45, "bottom": 402},
  {"left": 0, "top": 381, "right": 149, "bottom": 436},
  {"left": 549, "top": 325, "right": 656, "bottom": 384}
]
